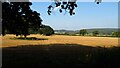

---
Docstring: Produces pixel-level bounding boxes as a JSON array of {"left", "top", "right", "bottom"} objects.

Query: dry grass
[{"left": 1, "top": 34, "right": 119, "bottom": 48}]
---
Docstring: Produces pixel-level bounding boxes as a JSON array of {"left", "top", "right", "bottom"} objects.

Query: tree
[
  {"left": 2, "top": 2, "right": 42, "bottom": 38},
  {"left": 80, "top": 29, "right": 87, "bottom": 36},
  {"left": 39, "top": 25, "right": 54, "bottom": 36},
  {"left": 112, "top": 32, "right": 120, "bottom": 37},
  {"left": 92, "top": 30, "right": 99, "bottom": 36}
]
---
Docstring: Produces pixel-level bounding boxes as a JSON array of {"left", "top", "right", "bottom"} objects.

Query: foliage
[
  {"left": 2, "top": 2, "right": 42, "bottom": 37},
  {"left": 47, "top": 0, "right": 77, "bottom": 16},
  {"left": 47, "top": 0, "right": 102, "bottom": 15},
  {"left": 92, "top": 30, "right": 99, "bottom": 36},
  {"left": 39, "top": 25, "right": 54, "bottom": 36},
  {"left": 80, "top": 29, "right": 87, "bottom": 36},
  {"left": 112, "top": 31, "right": 120, "bottom": 37}
]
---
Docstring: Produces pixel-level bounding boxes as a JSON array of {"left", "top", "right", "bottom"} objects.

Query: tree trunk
[{"left": 24, "top": 35, "right": 27, "bottom": 38}]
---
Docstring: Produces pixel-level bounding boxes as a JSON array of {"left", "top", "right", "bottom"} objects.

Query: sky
[
  {"left": 30, "top": 0, "right": 120, "bottom": 2},
  {"left": 30, "top": 2, "right": 118, "bottom": 30}
]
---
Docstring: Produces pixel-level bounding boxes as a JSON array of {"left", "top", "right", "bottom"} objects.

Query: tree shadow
[
  {"left": 2, "top": 44, "right": 120, "bottom": 68},
  {"left": 10, "top": 37, "right": 48, "bottom": 40}
]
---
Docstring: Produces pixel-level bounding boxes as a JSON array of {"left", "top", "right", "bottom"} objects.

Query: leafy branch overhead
[
  {"left": 47, "top": 1, "right": 77, "bottom": 16},
  {"left": 47, "top": 0, "right": 102, "bottom": 16}
]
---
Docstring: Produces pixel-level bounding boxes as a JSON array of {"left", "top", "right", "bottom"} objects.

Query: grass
[
  {"left": 1, "top": 34, "right": 120, "bottom": 68},
  {"left": 2, "top": 34, "right": 119, "bottom": 48},
  {"left": 2, "top": 44, "right": 120, "bottom": 68}
]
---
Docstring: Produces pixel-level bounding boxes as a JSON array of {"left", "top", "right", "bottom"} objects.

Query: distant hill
[
  {"left": 86, "top": 28, "right": 118, "bottom": 34},
  {"left": 55, "top": 28, "right": 119, "bottom": 35}
]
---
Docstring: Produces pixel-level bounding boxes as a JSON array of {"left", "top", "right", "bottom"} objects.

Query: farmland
[
  {"left": 1, "top": 34, "right": 119, "bottom": 48},
  {"left": 1, "top": 34, "right": 120, "bottom": 68}
]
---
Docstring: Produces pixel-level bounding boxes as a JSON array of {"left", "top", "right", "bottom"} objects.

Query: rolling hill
[{"left": 55, "top": 28, "right": 119, "bottom": 35}]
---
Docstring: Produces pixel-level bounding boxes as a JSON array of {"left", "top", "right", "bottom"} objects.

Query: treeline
[
  {"left": 5, "top": 25, "right": 54, "bottom": 36},
  {"left": 29, "top": 25, "right": 54, "bottom": 36},
  {"left": 79, "top": 29, "right": 120, "bottom": 37},
  {"left": 55, "top": 29, "right": 120, "bottom": 37}
]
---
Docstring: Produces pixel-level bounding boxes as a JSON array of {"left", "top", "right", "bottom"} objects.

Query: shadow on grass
[
  {"left": 2, "top": 44, "right": 120, "bottom": 68},
  {"left": 10, "top": 37, "right": 48, "bottom": 40}
]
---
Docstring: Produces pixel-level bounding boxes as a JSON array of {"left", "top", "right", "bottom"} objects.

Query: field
[
  {"left": 1, "top": 34, "right": 119, "bottom": 48},
  {"left": 1, "top": 34, "right": 120, "bottom": 68}
]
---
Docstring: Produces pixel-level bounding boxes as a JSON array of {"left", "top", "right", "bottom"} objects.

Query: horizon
[
  {"left": 30, "top": 2, "right": 118, "bottom": 30},
  {"left": 54, "top": 27, "right": 119, "bottom": 31}
]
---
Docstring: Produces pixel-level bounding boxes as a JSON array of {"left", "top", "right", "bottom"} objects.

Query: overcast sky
[{"left": 30, "top": 2, "right": 118, "bottom": 30}]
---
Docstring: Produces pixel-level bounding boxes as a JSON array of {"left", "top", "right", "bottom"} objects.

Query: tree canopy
[
  {"left": 80, "top": 29, "right": 87, "bottom": 36},
  {"left": 92, "top": 30, "right": 99, "bottom": 36},
  {"left": 47, "top": 0, "right": 77, "bottom": 16},
  {"left": 112, "top": 32, "right": 120, "bottom": 37},
  {"left": 39, "top": 25, "right": 54, "bottom": 36},
  {"left": 47, "top": 0, "right": 101, "bottom": 15},
  {"left": 2, "top": 2, "right": 42, "bottom": 37}
]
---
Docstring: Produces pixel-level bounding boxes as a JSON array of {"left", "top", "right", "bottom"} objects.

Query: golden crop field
[{"left": 1, "top": 34, "right": 119, "bottom": 48}]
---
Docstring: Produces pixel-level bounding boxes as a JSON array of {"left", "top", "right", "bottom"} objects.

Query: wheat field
[{"left": 1, "top": 34, "right": 119, "bottom": 48}]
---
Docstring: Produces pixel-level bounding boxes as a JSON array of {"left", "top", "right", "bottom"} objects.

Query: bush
[{"left": 39, "top": 25, "right": 54, "bottom": 36}]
